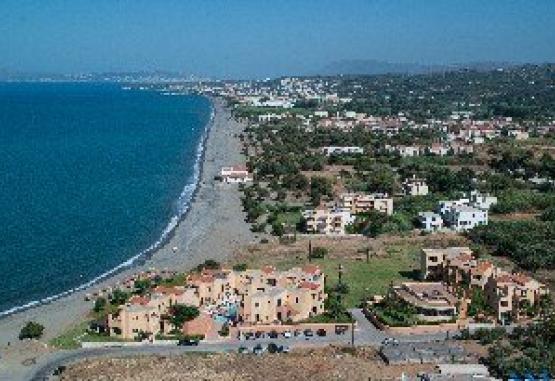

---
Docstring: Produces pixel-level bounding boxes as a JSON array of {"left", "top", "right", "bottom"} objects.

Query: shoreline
[
  {"left": 0, "top": 95, "right": 214, "bottom": 319},
  {"left": 0, "top": 96, "right": 254, "bottom": 352}
]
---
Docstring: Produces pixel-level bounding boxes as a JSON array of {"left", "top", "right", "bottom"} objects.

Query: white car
[{"left": 283, "top": 331, "right": 292, "bottom": 338}]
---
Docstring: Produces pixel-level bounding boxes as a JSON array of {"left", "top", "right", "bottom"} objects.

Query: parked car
[
  {"left": 280, "top": 345, "right": 290, "bottom": 353},
  {"left": 335, "top": 325, "right": 349, "bottom": 335},
  {"left": 255, "top": 331, "right": 265, "bottom": 339},
  {"left": 178, "top": 338, "right": 199, "bottom": 346},
  {"left": 268, "top": 330, "right": 279, "bottom": 339},
  {"left": 244, "top": 332, "right": 254, "bottom": 340},
  {"left": 282, "top": 331, "right": 292, "bottom": 338},
  {"left": 316, "top": 329, "right": 327, "bottom": 337},
  {"left": 267, "top": 342, "right": 279, "bottom": 353},
  {"left": 304, "top": 329, "right": 314, "bottom": 337},
  {"left": 253, "top": 344, "right": 265, "bottom": 355},
  {"left": 381, "top": 337, "right": 399, "bottom": 346},
  {"left": 238, "top": 346, "right": 249, "bottom": 354},
  {"left": 294, "top": 329, "right": 303, "bottom": 337}
]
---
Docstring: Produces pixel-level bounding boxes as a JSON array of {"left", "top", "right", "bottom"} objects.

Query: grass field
[
  {"left": 49, "top": 321, "right": 127, "bottom": 349},
  {"left": 231, "top": 240, "right": 421, "bottom": 308}
]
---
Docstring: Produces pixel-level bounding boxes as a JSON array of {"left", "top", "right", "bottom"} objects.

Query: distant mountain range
[{"left": 317, "top": 59, "right": 519, "bottom": 76}]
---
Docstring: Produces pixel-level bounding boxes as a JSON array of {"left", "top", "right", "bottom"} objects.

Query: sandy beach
[{"left": 0, "top": 97, "right": 255, "bottom": 380}]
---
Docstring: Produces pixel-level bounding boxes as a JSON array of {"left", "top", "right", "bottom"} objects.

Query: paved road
[{"left": 18, "top": 309, "right": 455, "bottom": 381}]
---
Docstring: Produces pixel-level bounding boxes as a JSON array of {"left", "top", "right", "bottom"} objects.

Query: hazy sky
[{"left": 1, "top": 0, "right": 554, "bottom": 78}]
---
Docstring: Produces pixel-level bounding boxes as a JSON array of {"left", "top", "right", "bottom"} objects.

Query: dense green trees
[{"left": 468, "top": 220, "right": 555, "bottom": 270}]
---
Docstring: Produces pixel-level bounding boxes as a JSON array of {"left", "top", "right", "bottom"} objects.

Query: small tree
[
  {"left": 19, "top": 321, "right": 45, "bottom": 340},
  {"left": 310, "top": 247, "right": 328, "bottom": 259},
  {"left": 93, "top": 297, "right": 107, "bottom": 313},
  {"left": 169, "top": 304, "right": 200, "bottom": 329}
]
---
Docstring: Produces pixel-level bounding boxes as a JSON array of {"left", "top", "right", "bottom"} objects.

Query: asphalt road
[{"left": 20, "top": 309, "right": 456, "bottom": 381}]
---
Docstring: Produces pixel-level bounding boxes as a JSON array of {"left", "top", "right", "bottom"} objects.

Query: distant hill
[{"left": 317, "top": 59, "right": 518, "bottom": 76}]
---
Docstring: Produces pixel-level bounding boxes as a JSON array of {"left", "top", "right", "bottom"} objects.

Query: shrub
[
  {"left": 310, "top": 246, "right": 328, "bottom": 259},
  {"left": 232, "top": 263, "right": 248, "bottom": 272},
  {"left": 93, "top": 297, "right": 107, "bottom": 313},
  {"left": 19, "top": 321, "right": 45, "bottom": 340}
]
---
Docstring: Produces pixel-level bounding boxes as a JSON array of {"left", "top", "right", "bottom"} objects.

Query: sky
[{"left": 1, "top": 0, "right": 554, "bottom": 78}]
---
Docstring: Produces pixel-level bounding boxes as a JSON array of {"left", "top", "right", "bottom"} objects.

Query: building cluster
[
  {"left": 418, "top": 191, "right": 497, "bottom": 232},
  {"left": 302, "top": 192, "right": 393, "bottom": 235},
  {"left": 413, "top": 247, "right": 548, "bottom": 324},
  {"left": 107, "top": 265, "right": 326, "bottom": 340}
]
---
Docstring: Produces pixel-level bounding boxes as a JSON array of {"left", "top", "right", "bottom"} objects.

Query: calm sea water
[{"left": 0, "top": 83, "right": 211, "bottom": 314}]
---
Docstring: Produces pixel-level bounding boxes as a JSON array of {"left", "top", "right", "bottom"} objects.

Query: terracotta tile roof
[
  {"left": 182, "top": 313, "right": 215, "bottom": 336},
  {"left": 261, "top": 265, "right": 276, "bottom": 274},
  {"left": 153, "top": 286, "right": 184, "bottom": 295},
  {"left": 512, "top": 273, "right": 531, "bottom": 286},
  {"left": 473, "top": 260, "right": 493, "bottom": 275},
  {"left": 128, "top": 296, "right": 150, "bottom": 306},
  {"left": 302, "top": 264, "right": 320, "bottom": 275},
  {"left": 299, "top": 281, "right": 320, "bottom": 290}
]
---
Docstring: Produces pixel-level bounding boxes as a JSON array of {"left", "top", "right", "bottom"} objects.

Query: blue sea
[{"left": 0, "top": 83, "right": 212, "bottom": 315}]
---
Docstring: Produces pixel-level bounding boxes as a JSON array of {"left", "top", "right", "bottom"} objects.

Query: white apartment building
[
  {"left": 443, "top": 205, "right": 488, "bottom": 232},
  {"left": 417, "top": 212, "right": 444, "bottom": 232}
]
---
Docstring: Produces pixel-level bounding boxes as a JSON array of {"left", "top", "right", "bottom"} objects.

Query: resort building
[
  {"left": 419, "top": 247, "right": 549, "bottom": 324},
  {"left": 220, "top": 165, "right": 253, "bottom": 184},
  {"left": 391, "top": 282, "right": 458, "bottom": 322},
  {"left": 108, "top": 266, "right": 328, "bottom": 339},
  {"left": 237, "top": 265, "right": 326, "bottom": 324},
  {"left": 338, "top": 192, "right": 393, "bottom": 215},
  {"left": 403, "top": 176, "right": 429, "bottom": 196},
  {"left": 108, "top": 286, "right": 193, "bottom": 339},
  {"left": 320, "top": 146, "right": 364, "bottom": 156},
  {"left": 302, "top": 207, "right": 355, "bottom": 235}
]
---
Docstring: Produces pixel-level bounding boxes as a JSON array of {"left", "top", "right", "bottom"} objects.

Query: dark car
[
  {"left": 178, "top": 338, "right": 199, "bottom": 346},
  {"left": 303, "top": 329, "right": 314, "bottom": 337},
  {"left": 335, "top": 325, "right": 349, "bottom": 335},
  {"left": 268, "top": 330, "right": 279, "bottom": 339},
  {"left": 316, "top": 329, "right": 327, "bottom": 337}
]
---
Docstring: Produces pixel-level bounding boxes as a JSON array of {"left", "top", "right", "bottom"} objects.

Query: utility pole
[
  {"left": 366, "top": 247, "right": 370, "bottom": 263},
  {"left": 308, "top": 240, "right": 312, "bottom": 262},
  {"left": 351, "top": 319, "right": 355, "bottom": 348}
]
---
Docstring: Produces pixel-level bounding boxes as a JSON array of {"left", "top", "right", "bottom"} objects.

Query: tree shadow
[{"left": 398, "top": 269, "right": 421, "bottom": 281}]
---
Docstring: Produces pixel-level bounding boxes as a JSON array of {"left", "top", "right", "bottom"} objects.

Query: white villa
[
  {"left": 321, "top": 146, "right": 364, "bottom": 156},
  {"left": 220, "top": 165, "right": 253, "bottom": 184},
  {"left": 402, "top": 176, "right": 429, "bottom": 196}
]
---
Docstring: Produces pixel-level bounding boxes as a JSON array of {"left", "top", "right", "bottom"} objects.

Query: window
[
  {"left": 295, "top": 297, "right": 299, "bottom": 303},
  {"left": 255, "top": 302, "right": 259, "bottom": 308},
  {"left": 277, "top": 299, "right": 282, "bottom": 306}
]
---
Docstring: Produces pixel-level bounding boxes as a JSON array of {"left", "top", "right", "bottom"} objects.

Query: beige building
[
  {"left": 392, "top": 282, "right": 458, "bottom": 322},
  {"left": 237, "top": 265, "right": 326, "bottom": 324},
  {"left": 338, "top": 192, "right": 393, "bottom": 215},
  {"left": 108, "top": 265, "right": 328, "bottom": 339},
  {"left": 420, "top": 247, "right": 548, "bottom": 323},
  {"left": 108, "top": 286, "right": 191, "bottom": 339},
  {"left": 302, "top": 207, "right": 355, "bottom": 235}
]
